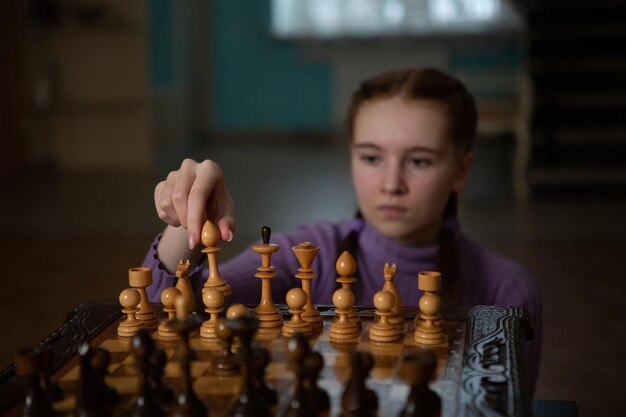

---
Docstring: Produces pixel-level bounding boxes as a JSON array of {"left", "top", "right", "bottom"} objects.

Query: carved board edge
[
  {"left": 0, "top": 300, "right": 121, "bottom": 412},
  {"left": 459, "top": 305, "right": 531, "bottom": 417}
]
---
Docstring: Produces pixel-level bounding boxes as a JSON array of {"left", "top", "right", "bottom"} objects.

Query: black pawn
[
  {"left": 303, "top": 351, "right": 329, "bottom": 417},
  {"left": 129, "top": 330, "right": 165, "bottom": 417},
  {"left": 227, "top": 315, "right": 270, "bottom": 417},
  {"left": 397, "top": 352, "right": 441, "bottom": 417},
  {"left": 90, "top": 347, "right": 119, "bottom": 406},
  {"left": 74, "top": 343, "right": 112, "bottom": 417},
  {"left": 340, "top": 351, "right": 378, "bottom": 417},
  {"left": 149, "top": 348, "right": 174, "bottom": 406},
  {"left": 14, "top": 348, "right": 55, "bottom": 417},
  {"left": 35, "top": 346, "right": 65, "bottom": 402},
  {"left": 167, "top": 315, "right": 207, "bottom": 417},
  {"left": 282, "top": 334, "right": 315, "bottom": 417},
  {"left": 211, "top": 318, "right": 239, "bottom": 376},
  {"left": 251, "top": 347, "right": 278, "bottom": 407}
]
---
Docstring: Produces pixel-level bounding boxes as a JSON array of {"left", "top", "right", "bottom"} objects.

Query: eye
[
  {"left": 407, "top": 157, "right": 432, "bottom": 168},
  {"left": 358, "top": 154, "right": 382, "bottom": 165}
]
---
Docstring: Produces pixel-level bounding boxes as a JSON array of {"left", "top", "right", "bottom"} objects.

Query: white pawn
[
  {"left": 369, "top": 290, "right": 401, "bottom": 342},
  {"left": 118, "top": 288, "right": 144, "bottom": 337},
  {"left": 282, "top": 288, "right": 313, "bottom": 338},
  {"left": 329, "top": 288, "right": 360, "bottom": 344},
  {"left": 200, "top": 289, "right": 224, "bottom": 339},
  {"left": 158, "top": 287, "right": 181, "bottom": 340}
]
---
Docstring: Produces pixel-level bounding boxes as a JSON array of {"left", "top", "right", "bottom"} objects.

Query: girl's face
[{"left": 351, "top": 97, "right": 472, "bottom": 245}]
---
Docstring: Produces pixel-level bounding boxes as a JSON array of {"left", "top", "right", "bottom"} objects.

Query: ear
[{"left": 451, "top": 152, "right": 473, "bottom": 193}]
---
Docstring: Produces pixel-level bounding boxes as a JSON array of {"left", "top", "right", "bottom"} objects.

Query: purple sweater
[{"left": 143, "top": 218, "right": 542, "bottom": 392}]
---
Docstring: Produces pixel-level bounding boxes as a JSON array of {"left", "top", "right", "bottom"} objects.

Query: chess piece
[
  {"left": 369, "top": 290, "right": 401, "bottom": 342},
  {"left": 292, "top": 242, "right": 323, "bottom": 331},
  {"left": 211, "top": 318, "right": 239, "bottom": 376},
  {"left": 227, "top": 314, "right": 271, "bottom": 417},
  {"left": 118, "top": 288, "right": 144, "bottom": 337},
  {"left": 252, "top": 226, "right": 282, "bottom": 329},
  {"left": 303, "top": 351, "right": 330, "bottom": 417},
  {"left": 129, "top": 330, "right": 165, "bottom": 417},
  {"left": 129, "top": 267, "right": 158, "bottom": 328},
  {"left": 201, "top": 220, "right": 231, "bottom": 296},
  {"left": 226, "top": 303, "right": 250, "bottom": 320},
  {"left": 175, "top": 259, "right": 196, "bottom": 314},
  {"left": 158, "top": 287, "right": 182, "bottom": 340},
  {"left": 75, "top": 343, "right": 113, "bottom": 417},
  {"left": 251, "top": 346, "right": 278, "bottom": 408},
  {"left": 382, "top": 263, "right": 404, "bottom": 331},
  {"left": 14, "top": 348, "right": 54, "bottom": 417},
  {"left": 282, "top": 334, "right": 316, "bottom": 417},
  {"left": 200, "top": 288, "right": 224, "bottom": 339},
  {"left": 149, "top": 348, "right": 174, "bottom": 407},
  {"left": 282, "top": 287, "right": 313, "bottom": 338},
  {"left": 90, "top": 347, "right": 119, "bottom": 406},
  {"left": 167, "top": 299, "right": 207, "bottom": 417},
  {"left": 414, "top": 272, "right": 446, "bottom": 347},
  {"left": 335, "top": 251, "right": 361, "bottom": 329},
  {"left": 329, "top": 288, "right": 360, "bottom": 344},
  {"left": 340, "top": 351, "right": 378, "bottom": 417},
  {"left": 397, "top": 351, "right": 441, "bottom": 417},
  {"left": 35, "top": 346, "right": 65, "bottom": 402}
]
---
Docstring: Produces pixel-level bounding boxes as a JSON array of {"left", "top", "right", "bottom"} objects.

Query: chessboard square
[
  {"left": 52, "top": 397, "right": 75, "bottom": 414},
  {"left": 370, "top": 366, "right": 397, "bottom": 381},
  {"left": 60, "top": 366, "right": 80, "bottom": 381},
  {"left": 121, "top": 355, "right": 135, "bottom": 365},
  {"left": 164, "top": 361, "right": 180, "bottom": 378},
  {"left": 163, "top": 361, "right": 210, "bottom": 378},
  {"left": 198, "top": 339, "right": 222, "bottom": 353},
  {"left": 101, "top": 338, "right": 130, "bottom": 352},
  {"left": 194, "top": 376, "right": 241, "bottom": 395},
  {"left": 265, "top": 362, "right": 289, "bottom": 380},
  {"left": 320, "top": 351, "right": 350, "bottom": 368},
  {"left": 268, "top": 338, "right": 286, "bottom": 352},
  {"left": 255, "top": 328, "right": 281, "bottom": 342},
  {"left": 189, "top": 338, "right": 208, "bottom": 351},
  {"left": 108, "top": 363, "right": 122, "bottom": 374},
  {"left": 389, "top": 383, "right": 410, "bottom": 403},
  {"left": 111, "top": 363, "right": 137, "bottom": 377},
  {"left": 365, "top": 341, "right": 403, "bottom": 358},
  {"left": 106, "top": 376, "right": 137, "bottom": 395},
  {"left": 191, "top": 362, "right": 211, "bottom": 378}
]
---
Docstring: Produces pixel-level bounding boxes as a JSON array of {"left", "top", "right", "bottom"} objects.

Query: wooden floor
[{"left": 1, "top": 141, "right": 624, "bottom": 417}]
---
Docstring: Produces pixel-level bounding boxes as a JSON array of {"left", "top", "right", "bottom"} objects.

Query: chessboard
[{"left": 0, "top": 301, "right": 532, "bottom": 417}]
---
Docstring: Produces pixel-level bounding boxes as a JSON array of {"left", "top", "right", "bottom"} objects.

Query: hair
[{"left": 341, "top": 67, "right": 478, "bottom": 304}]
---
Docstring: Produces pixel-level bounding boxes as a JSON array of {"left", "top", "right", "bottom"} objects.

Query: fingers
[
  {"left": 154, "top": 159, "right": 237, "bottom": 249},
  {"left": 186, "top": 160, "right": 224, "bottom": 247},
  {"left": 214, "top": 187, "right": 236, "bottom": 242},
  {"left": 155, "top": 172, "right": 181, "bottom": 227}
]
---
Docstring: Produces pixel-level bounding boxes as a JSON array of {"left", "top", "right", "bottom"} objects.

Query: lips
[{"left": 377, "top": 205, "right": 407, "bottom": 217}]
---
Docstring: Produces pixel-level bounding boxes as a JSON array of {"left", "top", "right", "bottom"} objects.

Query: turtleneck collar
[{"left": 353, "top": 218, "right": 456, "bottom": 266}]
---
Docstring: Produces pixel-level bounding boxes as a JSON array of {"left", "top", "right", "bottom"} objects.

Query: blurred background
[{"left": 1, "top": 0, "right": 625, "bottom": 416}]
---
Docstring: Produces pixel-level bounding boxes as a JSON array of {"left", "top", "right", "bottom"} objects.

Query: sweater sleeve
[{"left": 142, "top": 232, "right": 206, "bottom": 303}]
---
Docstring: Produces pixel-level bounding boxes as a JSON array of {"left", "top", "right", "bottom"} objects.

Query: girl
[{"left": 144, "top": 67, "right": 541, "bottom": 392}]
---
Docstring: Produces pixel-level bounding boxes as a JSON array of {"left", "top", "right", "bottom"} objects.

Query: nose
[{"left": 381, "top": 162, "right": 406, "bottom": 195}]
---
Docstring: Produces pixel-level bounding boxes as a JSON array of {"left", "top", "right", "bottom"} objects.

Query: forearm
[{"left": 156, "top": 225, "right": 204, "bottom": 274}]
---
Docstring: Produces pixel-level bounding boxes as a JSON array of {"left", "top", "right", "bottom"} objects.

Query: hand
[{"left": 154, "top": 159, "right": 235, "bottom": 249}]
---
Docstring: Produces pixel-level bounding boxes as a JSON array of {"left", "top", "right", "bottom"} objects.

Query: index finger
[{"left": 186, "top": 160, "right": 226, "bottom": 247}]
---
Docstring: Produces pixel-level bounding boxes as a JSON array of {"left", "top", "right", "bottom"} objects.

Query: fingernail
[
  {"left": 188, "top": 232, "right": 197, "bottom": 249},
  {"left": 226, "top": 230, "right": 233, "bottom": 242}
]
